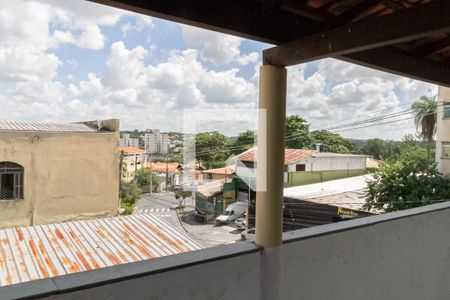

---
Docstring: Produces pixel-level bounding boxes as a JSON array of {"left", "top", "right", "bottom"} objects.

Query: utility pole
[
  {"left": 149, "top": 152, "right": 152, "bottom": 195},
  {"left": 119, "top": 150, "right": 124, "bottom": 209},
  {"left": 134, "top": 155, "right": 138, "bottom": 181},
  {"left": 165, "top": 154, "right": 169, "bottom": 192}
]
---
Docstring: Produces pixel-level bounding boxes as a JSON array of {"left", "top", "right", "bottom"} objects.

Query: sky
[{"left": 0, "top": 0, "right": 438, "bottom": 140}]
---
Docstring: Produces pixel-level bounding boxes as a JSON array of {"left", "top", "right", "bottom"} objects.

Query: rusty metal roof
[
  {"left": 0, "top": 214, "right": 202, "bottom": 287},
  {"left": 0, "top": 121, "right": 99, "bottom": 133}
]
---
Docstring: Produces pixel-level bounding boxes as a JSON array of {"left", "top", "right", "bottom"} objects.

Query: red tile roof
[
  {"left": 235, "top": 148, "right": 316, "bottom": 165},
  {"left": 203, "top": 166, "right": 236, "bottom": 175},
  {"left": 119, "top": 147, "right": 145, "bottom": 154},
  {"left": 147, "top": 162, "right": 181, "bottom": 172}
]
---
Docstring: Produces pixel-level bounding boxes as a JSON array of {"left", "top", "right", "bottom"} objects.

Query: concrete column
[
  {"left": 436, "top": 86, "right": 450, "bottom": 175},
  {"left": 255, "top": 65, "right": 287, "bottom": 248}
]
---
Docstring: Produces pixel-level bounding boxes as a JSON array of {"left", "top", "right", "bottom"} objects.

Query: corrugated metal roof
[
  {"left": 235, "top": 148, "right": 316, "bottom": 165},
  {"left": 0, "top": 121, "right": 99, "bottom": 133},
  {"left": 0, "top": 214, "right": 202, "bottom": 287}
]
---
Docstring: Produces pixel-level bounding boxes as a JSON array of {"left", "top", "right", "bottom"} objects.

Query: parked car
[
  {"left": 241, "top": 228, "right": 255, "bottom": 242},
  {"left": 235, "top": 217, "right": 246, "bottom": 229},
  {"left": 215, "top": 202, "right": 247, "bottom": 225}
]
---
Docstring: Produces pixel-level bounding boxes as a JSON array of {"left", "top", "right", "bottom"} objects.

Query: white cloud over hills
[{"left": 0, "top": 0, "right": 437, "bottom": 140}]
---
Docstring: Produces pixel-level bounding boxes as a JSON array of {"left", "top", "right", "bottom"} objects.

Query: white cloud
[
  {"left": 180, "top": 24, "right": 259, "bottom": 66},
  {"left": 103, "top": 41, "right": 148, "bottom": 89},
  {"left": 0, "top": 46, "right": 60, "bottom": 82},
  {"left": 284, "top": 58, "right": 437, "bottom": 140},
  {"left": 121, "top": 15, "right": 154, "bottom": 37}
]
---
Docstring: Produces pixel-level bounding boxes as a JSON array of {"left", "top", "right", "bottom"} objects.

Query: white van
[{"left": 215, "top": 202, "right": 247, "bottom": 225}]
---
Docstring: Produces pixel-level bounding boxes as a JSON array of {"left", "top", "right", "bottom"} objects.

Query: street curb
[{"left": 175, "top": 209, "right": 190, "bottom": 234}]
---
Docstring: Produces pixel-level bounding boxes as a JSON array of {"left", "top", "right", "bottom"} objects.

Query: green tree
[
  {"left": 231, "top": 130, "right": 256, "bottom": 155},
  {"left": 285, "top": 115, "right": 312, "bottom": 149},
  {"left": 175, "top": 189, "right": 192, "bottom": 209},
  {"left": 411, "top": 94, "right": 437, "bottom": 160},
  {"left": 364, "top": 158, "right": 450, "bottom": 212},
  {"left": 195, "top": 131, "right": 230, "bottom": 168},
  {"left": 120, "top": 182, "right": 142, "bottom": 214},
  {"left": 135, "top": 168, "right": 160, "bottom": 190},
  {"left": 360, "top": 138, "right": 385, "bottom": 159},
  {"left": 310, "top": 130, "right": 356, "bottom": 153}
]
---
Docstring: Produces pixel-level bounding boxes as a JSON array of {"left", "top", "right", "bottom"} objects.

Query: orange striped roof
[{"left": 0, "top": 214, "right": 202, "bottom": 287}]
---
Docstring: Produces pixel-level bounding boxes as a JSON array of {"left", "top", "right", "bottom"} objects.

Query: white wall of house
[
  {"left": 287, "top": 155, "right": 367, "bottom": 172},
  {"left": 436, "top": 86, "right": 450, "bottom": 175}
]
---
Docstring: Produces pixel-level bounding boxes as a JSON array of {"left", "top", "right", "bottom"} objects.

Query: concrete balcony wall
[
  {"left": 281, "top": 202, "right": 450, "bottom": 300},
  {"left": 3, "top": 202, "right": 450, "bottom": 300}
]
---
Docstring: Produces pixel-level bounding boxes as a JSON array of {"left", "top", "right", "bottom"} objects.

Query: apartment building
[
  {"left": 119, "top": 133, "right": 140, "bottom": 148},
  {"left": 144, "top": 129, "right": 168, "bottom": 154},
  {"left": 436, "top": 86, "right": 450, "bottom": 175},
  {"left": 120, "top": 147, "right": 147, "bottom": 182}
]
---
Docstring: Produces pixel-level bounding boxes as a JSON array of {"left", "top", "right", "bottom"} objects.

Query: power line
[{"left": 188, "top": 102, "right": 443, "bottom": 157}]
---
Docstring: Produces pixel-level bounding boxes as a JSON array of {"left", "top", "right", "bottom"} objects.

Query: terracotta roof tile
[
  {"left": 147, "top": 162, "right": 181, "bottom": 172},
  {"left": 235, "top": 147, "right": 316, "bottom": 165},
  {"left": 119, "top": 147, "right": 145, "bottom": 154},
  {"left": 203, "top": 166, "right": 236, "bottom": 175}
]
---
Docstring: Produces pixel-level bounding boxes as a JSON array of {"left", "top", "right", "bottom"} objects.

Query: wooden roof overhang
[{"left": 89, "top": 0, "right": 450, "bottom": 86}]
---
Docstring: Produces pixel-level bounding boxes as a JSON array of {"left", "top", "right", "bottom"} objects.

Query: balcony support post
[{"left": 255, "top": 65, "right": 287, "bottom": 247}]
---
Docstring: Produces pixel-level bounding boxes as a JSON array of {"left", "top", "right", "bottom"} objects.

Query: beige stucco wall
[
  {"left": 436, "top": 86, "right": 450, "bottom": 175},
  {"left": 121, "top": 153, "right": 146, "bottom": 183},
  {"left": 0, "top": 128, "right": 120, "bottom": 228}
]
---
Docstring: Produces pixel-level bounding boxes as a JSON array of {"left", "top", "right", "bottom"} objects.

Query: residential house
[
  {"left": 120, "top": 147, "right": 146, "bottom": 182},
  {"left": 235, "top": 147, "right": 367, "bottom": 187},
  {"left": 0, "top": 119, "right": 120, "bottom": 228},
  {"left": 202, "top": 166, "right": 235, "bottom": 181},
  {"left": 146, "top": 161, "right": 182, "bottom": 190}
]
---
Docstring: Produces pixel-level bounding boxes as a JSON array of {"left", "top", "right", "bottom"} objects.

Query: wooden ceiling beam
[
  {"left": 338, "top": 47, "right": 450, "bottom": 87},
  {"left": 263, "top": 0, "right": 450, "bottom": 66},
  {"left": 88, "top": 0, "right": 324, "bottom": 45},
  {"left": 330, "top": 0, "right": 384, "bottom": 26},
  {"left": 416, "top": 36, "right": 450, "bottom": 56}
]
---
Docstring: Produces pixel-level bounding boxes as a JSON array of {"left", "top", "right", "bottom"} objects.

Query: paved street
[
  {"left": 135, "top": 192, "right": 243, "bottom": 247},
  {"left": 135, "top": 192, "right": 184, "bottom": 231}
]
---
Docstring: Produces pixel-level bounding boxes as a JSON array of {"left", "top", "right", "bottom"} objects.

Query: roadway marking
[{"left": 135, "top": 207, "right": 171, "bottom": 214}]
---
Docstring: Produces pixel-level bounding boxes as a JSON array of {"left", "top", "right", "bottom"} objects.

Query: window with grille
[{"left": 0, "top": 162, "right": 24, "bottom": 200}]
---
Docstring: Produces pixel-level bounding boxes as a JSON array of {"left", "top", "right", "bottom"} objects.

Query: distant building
[
  {"left": 436, "top": 86, "right": 450, "bottom": 175},
  {"left": 120, "top": 147, "right": 147, "bottom": 182},
  {"left": 235, "top": 147, "right": 367, "bottom": 186},
  {"left": 146, "top": 162, "right": 182, "bottom": 189},
  {"left": 0, "top": 119, "right": 120, "bottom": 228},
  {"left": 119, "top": 133, "right": 140, "bottom": 148},
  {"left": 144, "top": 129, "right": 168, "bottom": 154},
  {"left": 203, "top": 166, "right": 236, "bottom": 181}
]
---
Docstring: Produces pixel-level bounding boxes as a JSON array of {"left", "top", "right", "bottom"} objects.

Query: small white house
[
  {"left": 234, "top": 148, "right": 367, "bottom": 185},
  {"left": 287, "top": 152, "right": 367, "bottom": 172}
]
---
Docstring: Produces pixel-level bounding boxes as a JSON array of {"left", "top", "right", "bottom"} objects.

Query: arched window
[{"left": 0, "top": 162, "right": 24, "bottom": 200}]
